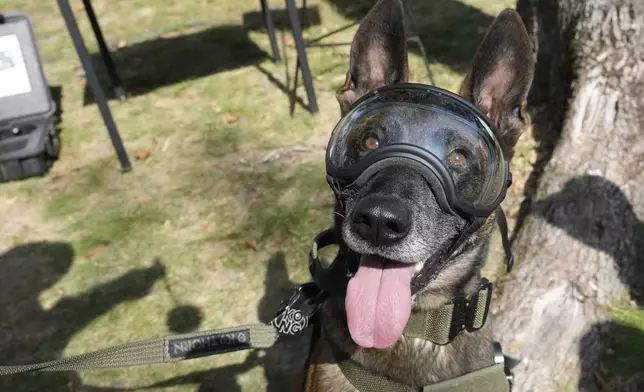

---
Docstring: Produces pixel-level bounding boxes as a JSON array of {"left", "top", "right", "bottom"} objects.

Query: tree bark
[{"left": 492, "top": 1, "right": 644, "bottom": 391}]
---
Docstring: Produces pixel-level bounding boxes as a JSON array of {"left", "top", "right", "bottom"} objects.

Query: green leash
[
  {"left": 0, "top": 324, "right": 276, "bottom": 375},
  {"left": 0, "top": 283, "right": 324, "bottom": 376}
]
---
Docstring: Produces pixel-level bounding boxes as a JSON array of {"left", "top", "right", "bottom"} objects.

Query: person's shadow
[
  {"left": 0, "top": 242, "right": 165, "bottom": 392},
  {"left": 530, "top": 175, "right": 644, "bottom": 391},
  {"left": 85, "top": 251, "right": 311, "bottom": 392},
  {"left": 257, "top": 252, "right": 312, "bottom": 392}
]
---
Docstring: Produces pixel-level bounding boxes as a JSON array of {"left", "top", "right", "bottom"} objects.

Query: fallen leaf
[
  {"left": 160, "top": 31, "right": 180, "bottom": 39},
  {"left": 131, "top": 182, "right": 139, "bottom": 189},
  {"left": 84, "top": 246, "right": 104, "bottom": 259},
  {"left": 154, "top": 98, "right": 181, "bottom": 109},
  {"left": 5, "top": 197, "right": 17, "bottom": 206},
  {"left": 161, "top": 138, "right": 171, "bottom": 152},
  {"left": 202, "top": 225, "right": 209, "bottom": 232},
  {"left": 284, "top": 36, "right": 295, "bottom": 48},
  {"left": 69, "top": 150, "right": 77, "bottom": 158},
  {"left": 73, "top": 4, "right": 86, "bottom": 13},
  {"left": 248, "top": 190, "right": 262, "bottom": 206},
  {"left": 209, "top": 101, "right": 218, "bottom": 107},
  {"left": 247, "top": 240, "right": 257, "bottom": 251},
  {"left": 164, "top": 220, "right": 173, "bottom": 232},
  {"left": 117, "top": 40, "right": 127, "bottom": 49},
  {"left": 224, "top": 114, "right": 239, "bottom": 124},
  {"left": 135, "top": 148, "right": 150, "bottom": 160}
]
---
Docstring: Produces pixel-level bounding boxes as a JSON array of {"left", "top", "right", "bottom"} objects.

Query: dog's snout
[{"left": 351, "top": 197, "right": 411, "bottom": 246}]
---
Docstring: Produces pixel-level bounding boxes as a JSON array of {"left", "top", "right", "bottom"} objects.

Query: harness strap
[
  {"left": 423, "top": 364, "right": 510, "bottom": 392},
  {"left": 0, "top": 324, "right": 277, "bottom": 375},
  {"left": 403, "top": 279, "right": 492, "bottom": 345},
  {"left": 331, "top": 343, "right": 418, "bottom": 392},
  {"left": 332, "top": 341, "right": 510, "bottom": 392},
  {"left": 422, "top": 364, "right": 510, "bottom": 392}
]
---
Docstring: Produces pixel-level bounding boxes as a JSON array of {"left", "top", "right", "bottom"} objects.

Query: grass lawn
[{"left": 0, "top": 0, "right": 641, "bottom": 391}]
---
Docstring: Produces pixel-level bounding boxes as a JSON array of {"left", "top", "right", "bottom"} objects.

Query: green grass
[
  {"left": 604, "top": 306, "right": 644, "bottom": 378},
  {"left": 0, "top": 0, "right": 608, "bottom": 391}
]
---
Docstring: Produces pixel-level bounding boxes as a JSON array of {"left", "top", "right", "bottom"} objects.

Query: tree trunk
[{"left": 492, "top": 1, "right": 644, "bottom": 391}]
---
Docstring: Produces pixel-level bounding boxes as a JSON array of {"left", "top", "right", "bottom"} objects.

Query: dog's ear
[
  {"left": 459, "top": 9, "right": 535, "bottom": 159},
  {"left": 336, "top": 0, "right": 409, "bottom": 115}
]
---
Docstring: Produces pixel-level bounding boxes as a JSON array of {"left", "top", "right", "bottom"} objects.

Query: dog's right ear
[{"left": 336, "top": 0, "right": 409, "bottom": 115}]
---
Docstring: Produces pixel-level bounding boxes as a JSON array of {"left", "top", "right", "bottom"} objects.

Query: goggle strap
[{"left": 495, "top": 208, "right": 514, "bottom": 273}]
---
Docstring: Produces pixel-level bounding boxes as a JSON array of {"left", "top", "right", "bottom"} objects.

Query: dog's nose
[{"left": 351, "top": 197, "right": 411, "bottom": 246}]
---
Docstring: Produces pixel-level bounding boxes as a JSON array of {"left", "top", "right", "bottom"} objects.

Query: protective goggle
[{"left": 326, "top": 83, "right": 512, "bottom": 218}]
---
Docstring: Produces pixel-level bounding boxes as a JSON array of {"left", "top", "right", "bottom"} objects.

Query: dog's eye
[
  {"left": 362, "top": 134, "right": 380, "bottom": 151},
  {"left": 447, "top": 150, "right": 468, "bottom": 168}
]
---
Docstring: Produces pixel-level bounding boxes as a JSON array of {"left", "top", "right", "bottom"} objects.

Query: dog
[{"left": 304, "top": 0, "right": 534, "bottom": 390}]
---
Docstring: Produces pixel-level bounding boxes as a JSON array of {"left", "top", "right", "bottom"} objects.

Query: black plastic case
[{"left": 0, "top": 12, "right": 60, "bottom": 183}]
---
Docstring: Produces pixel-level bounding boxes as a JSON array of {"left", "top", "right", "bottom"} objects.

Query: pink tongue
[{"left": 345, "top": 254, "right": 415, "bottom": 349}]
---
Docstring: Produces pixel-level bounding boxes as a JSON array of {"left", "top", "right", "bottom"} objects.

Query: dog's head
[{"left": 330, "top": 0, "right": 534, "bottom": 349}]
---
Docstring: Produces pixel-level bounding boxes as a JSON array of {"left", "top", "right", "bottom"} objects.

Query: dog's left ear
[
  {"left": 459, "top": 9, "right": 535, "bottom": 159},
  {"left": 336, "top": 0, "right": 409, "bottom": 115}
]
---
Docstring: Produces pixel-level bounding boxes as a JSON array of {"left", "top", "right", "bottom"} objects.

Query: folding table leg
[
  {"left": 284, "top": 0, "right": 318, "bottom": 114},
  {"left": 260, "top": 0, "right": 281, "bottom": 64},
  {"left": 57, "top": 0, "right": 132, "bottom": 171},
  {"left": 82, "top": 0, "right": 127, "bottom": 100}
]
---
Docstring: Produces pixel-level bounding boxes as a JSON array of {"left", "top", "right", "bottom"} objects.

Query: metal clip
[{"left": 270, "top": 283, "right": 324, "bottom": 340}]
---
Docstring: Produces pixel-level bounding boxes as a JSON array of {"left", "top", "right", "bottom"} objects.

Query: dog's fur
[{"left": 304, "top": 1, "right": 534, "bottom": 390}]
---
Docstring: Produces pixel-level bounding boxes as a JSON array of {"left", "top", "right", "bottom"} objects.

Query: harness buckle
[
  {"left": 493, "top": 342, "right": 514, "bottom": 390},
  {"left": 448, "top": 279, "right": 493, "bottom": 341},
  {"left": 448, "top": 296, "right": 470, "bottom": 341},
  {"left": 270, "top": 282, "right": 325, "bottom": 340}
]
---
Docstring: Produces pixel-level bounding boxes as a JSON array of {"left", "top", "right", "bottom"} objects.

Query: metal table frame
[
  {"left": 55, "top": 0, "right": 317, "bottom": 171},
  {"left": 57, "top": 0, "right": 132, "bottom": 170}
]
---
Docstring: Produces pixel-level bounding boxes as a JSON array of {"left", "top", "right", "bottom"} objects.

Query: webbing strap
[
  {"left": 333, "top": 341, "right": 510, "bottom": 392},
  {"left": 422, "top": 364, "right": 510, "bottom": 392},
  {"left": 403, "top": 305, "right": 454, "bottom": 345},
  {"left": 403, "top": 280, "right": 492, "bottom": 344},
  {"left": 0, "top": 324, "right": 277, "bottom": 375},
  {"left": 332, "top": 343, "right": 418, "bottom": 392}
]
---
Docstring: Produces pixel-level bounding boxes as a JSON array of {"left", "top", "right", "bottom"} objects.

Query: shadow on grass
[
  {"left": 83, "top": 5, "right": 322, "bottom": 108},
  {"left": 324, "top": 0, "right": 494, "bottom": 74},
  {"left": 82, "top": 252, "right": 311, "bottom": 392},
  {"left": 0, "top": 243, "right": 166, "bottom": 392},
  {"left": 83, "top": 24, "right": 270, "bottom": 105},
  {"left": 579, "top": 321, "right": 644, "bottom": 392},
  {"left": 529, "top": 175, "right": 644, "bottom": 390},
  {"left": 242, "top": 5, "right": 322, "bottom": 32}
]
